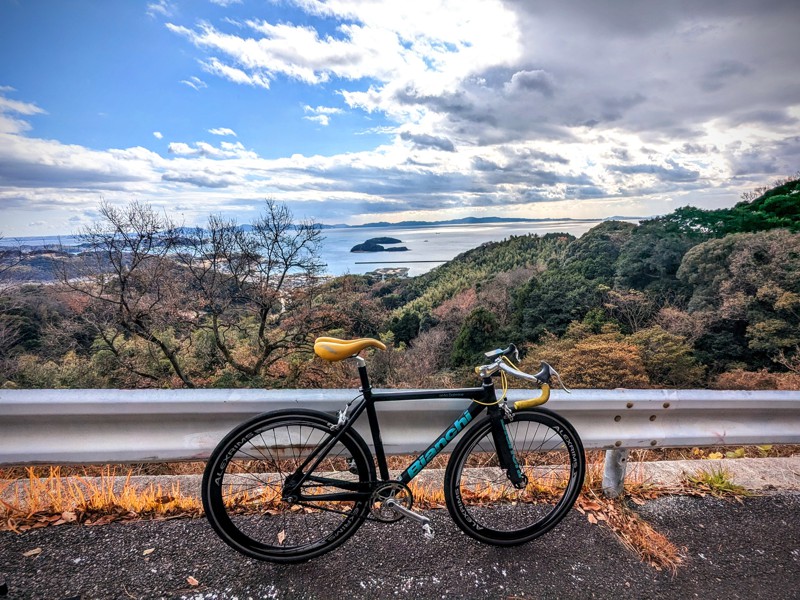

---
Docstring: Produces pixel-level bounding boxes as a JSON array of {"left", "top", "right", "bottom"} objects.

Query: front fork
[{"left": 489, "top": 405, "right": 527, "bottom": 489}]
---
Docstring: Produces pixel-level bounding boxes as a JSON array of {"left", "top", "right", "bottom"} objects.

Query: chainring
[{"left": 370, "top": 481, "right": 414, "bottom": 522}]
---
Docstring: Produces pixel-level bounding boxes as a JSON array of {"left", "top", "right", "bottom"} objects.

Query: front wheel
[
  {"left": 202, "top": 409, "right": 375, "bottom": 563},
  {"left": 444, "top": 408, "right": 585, "bottom": 545}
]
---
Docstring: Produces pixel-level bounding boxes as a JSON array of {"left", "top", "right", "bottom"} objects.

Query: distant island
[{"left": 350, "top": 237, "right": 410, "bottom": 253}]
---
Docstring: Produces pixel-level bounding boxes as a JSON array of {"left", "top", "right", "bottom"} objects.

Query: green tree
[
  {"left": 614, "top": 214, "right": 708, "bottom": 296},
  {"left": 630, "top": 326, "right": 705, "bottom": 387},
  {"left": 563, "top": 220, "right": 635, "bottom": 281},
  {"left": 390, "top": 311, "right": 421, "bottom": 345},
  {"left": 677, "top": 229, "right": 800, "bottom": 370},
  {"left": 515, "top": 269, "right": 601, "bottom": 340},
  {"left": 451, "top": 307, "right": 501, "bottom": 367}
]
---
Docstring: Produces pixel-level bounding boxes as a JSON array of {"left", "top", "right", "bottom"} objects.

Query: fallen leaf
[
  {"left": 23, "top": 548, "right": 42, "bottom": 557},
  {"left": 62, "top": 511, "right": 78, "bottom": 522},
  {"left": 187, "top": 576, "right": 199, "bottom": 587},
  {"left": 143, "top": 548, "right": 155, "bottom": 556},
  {"left": 587, "top": 513, "right": 598, "bottom": 525},
  {"left": 277, "top": 530, "right": 286, "bottom": 545},
  {"left": 630, "top": 497, "right": 646, "bottom": 506}
]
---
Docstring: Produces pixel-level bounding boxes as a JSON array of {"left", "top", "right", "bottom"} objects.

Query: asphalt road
[{"left": 1, "top": 493, "right": 799, "bottom": 600}]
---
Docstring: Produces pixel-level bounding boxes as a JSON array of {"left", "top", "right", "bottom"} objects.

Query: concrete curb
[{"left": 625, "top": 456, "right": 800, "bottom": 491}]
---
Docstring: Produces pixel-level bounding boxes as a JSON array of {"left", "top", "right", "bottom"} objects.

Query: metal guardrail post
[{"left": 602, "top": 448, "right": 630, "bottom": 498}]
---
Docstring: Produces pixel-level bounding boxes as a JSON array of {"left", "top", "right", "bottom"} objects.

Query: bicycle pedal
[{"left": 385, "top": 499, "right": 434, "bottom": 540}]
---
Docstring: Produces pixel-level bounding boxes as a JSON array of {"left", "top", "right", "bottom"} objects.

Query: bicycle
[{"left": 202, "top": 336, "right": 586, "bottom": 563}]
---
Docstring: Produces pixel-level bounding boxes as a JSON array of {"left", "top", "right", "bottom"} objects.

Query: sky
[{"left": 0, "top": 0, "right": 799, "bottom": 237}]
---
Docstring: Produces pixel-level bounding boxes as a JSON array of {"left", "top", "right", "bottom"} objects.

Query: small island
[{"left": 350, "top": 237, "right": 409, "bottom": 253}]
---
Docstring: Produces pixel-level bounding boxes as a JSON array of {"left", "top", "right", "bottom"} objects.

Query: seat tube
[{"left": 359, "top": 363, "right": 390, "bottom": 481}]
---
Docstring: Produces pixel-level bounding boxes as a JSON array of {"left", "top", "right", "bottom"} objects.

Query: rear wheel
[
  {"left": 202, "top": 409, "right": 375, "bottom": 563},
  {"left": 444, "top": 408, "right": 584, "bottom": 545}
]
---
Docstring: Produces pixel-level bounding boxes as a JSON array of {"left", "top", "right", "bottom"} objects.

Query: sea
[
  {"left": 321, "top": 220, "right": 605, "bottom": 276},
  {"left": 0, "top": 220, "right": 608, "bottom": 278}
]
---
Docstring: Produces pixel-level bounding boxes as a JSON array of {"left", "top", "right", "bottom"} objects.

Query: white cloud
[
  {"left": 153, "top": 131, "right": 163, "bottom": 139},
  {"left": 208, "top": 127, "right": 237, "bottom": 136},
  {"left": 180, "top": 75, "right": 208, "bottom": 91},
  {"left": 167, "top": 0, "right": 520, "bottom": 93},
  {"left": 167, "top": 139, "right": 256, "bottom": 159},
  {"left": 146, "top": 0, "right": 175, "bottom": 18},
  {"left": 0, "top": 94, "right": 47, "bottom": 135},
  {"left": 302, "top": 105, "right": 343, "bottom": 126},
  {"left": 210, "top": 0, "right": 242, "bottom": 5},
  {"left": 304, "top": 115, "right": 331, "bottom": 126},
  {"left": 200, "top": 57, "right": 271, "bottom": 89}
]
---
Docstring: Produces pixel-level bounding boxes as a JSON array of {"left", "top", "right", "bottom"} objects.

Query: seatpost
[{"left": 356, "top": 356, "right": 371, "bottom": 395}]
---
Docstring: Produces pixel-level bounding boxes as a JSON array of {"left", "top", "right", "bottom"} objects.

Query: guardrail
[{"left": 2, "top": 388, "right": 799, "bottom": 495}]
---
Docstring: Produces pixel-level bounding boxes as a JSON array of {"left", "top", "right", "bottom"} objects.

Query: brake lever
[{"left": 548, "top": 363, "right": 571, "bottom": 394}]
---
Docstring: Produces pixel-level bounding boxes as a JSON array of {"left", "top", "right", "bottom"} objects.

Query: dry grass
[
  {"left": 574, "top": 456, "right": 686, "bottom": 573},
  {"left": 2, "top": 452, "right": 746, "bottom": 573},
  {"left": 578, "top": 492, "right": 685, "bottom": 574},
  {"left": 1, "top": 467, "right": 201, "bottom": 532}
]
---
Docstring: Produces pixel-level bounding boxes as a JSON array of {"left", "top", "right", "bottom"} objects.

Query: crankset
[{"left": 370, "top": 481, "right": 414, "bottom": 522}]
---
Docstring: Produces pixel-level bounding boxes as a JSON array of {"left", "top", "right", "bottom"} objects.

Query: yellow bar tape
[{"left": 513, "top": 383, "right": 551, "bottom": 410}]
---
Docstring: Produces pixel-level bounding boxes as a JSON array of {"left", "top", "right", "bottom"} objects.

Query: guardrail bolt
[
  {"left": 614, "top": 415, "right": 622, "bottom": 422},
  {"left": 663, "top": 402, "right": 670, "bottom": 409},
  {"left": 649, "top": 415, "right": 657, "bottom": 421}
]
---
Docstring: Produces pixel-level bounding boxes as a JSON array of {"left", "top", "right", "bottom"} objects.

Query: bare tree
[
  {"left": 603, "top": 288, "right": 655, "bottom": 333},
  {"left": 60, "top": 199, "right": 327, "bottom": 387},
  {"left": 177, "top": 200, "right": 325, "bottom": 377},
  {"left": 61, "top": 201, "right": 196, "bottom": 387}
]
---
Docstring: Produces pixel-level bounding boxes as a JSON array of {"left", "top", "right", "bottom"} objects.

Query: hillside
[{"left": 0, "top": 178, "right": 798, "bottom": 390}]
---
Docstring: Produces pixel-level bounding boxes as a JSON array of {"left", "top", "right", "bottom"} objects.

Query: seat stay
[{"left": 286, "top": 396, "right": 368, "bottom": 492}]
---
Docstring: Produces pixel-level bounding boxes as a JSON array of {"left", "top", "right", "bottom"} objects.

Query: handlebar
[{"left": 476, "top": 348, "right": 570, "bottom": 410}]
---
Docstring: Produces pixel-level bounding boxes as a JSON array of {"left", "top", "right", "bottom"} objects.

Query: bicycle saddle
[{"left": 314, "top": 336, "right": 387, "bottom": 362}]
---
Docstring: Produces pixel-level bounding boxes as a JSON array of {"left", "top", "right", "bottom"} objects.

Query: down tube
[{"left": 399, "top": 402, "right": 485, "bottom": 483}]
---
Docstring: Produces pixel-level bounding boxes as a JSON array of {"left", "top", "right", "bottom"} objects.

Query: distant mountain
[{"left": 342, "top": 216, "right": 600, "bottom": 229}]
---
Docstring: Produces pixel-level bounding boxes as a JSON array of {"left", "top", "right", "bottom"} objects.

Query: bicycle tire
[
  {"left": 444, "top": 408, "right": 585, "bottom": 545},
  {"left": 202, "top": 408, "right": 375, "bottom": 563}
]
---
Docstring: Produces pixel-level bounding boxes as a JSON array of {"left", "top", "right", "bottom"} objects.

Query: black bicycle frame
[{"left": 288, "top": 362, "right": 525, "bottom": 501}]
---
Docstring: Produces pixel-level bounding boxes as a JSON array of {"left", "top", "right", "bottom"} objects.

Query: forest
[{"left": 0, "top": 178, "right": 798, "bottom": 392}]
